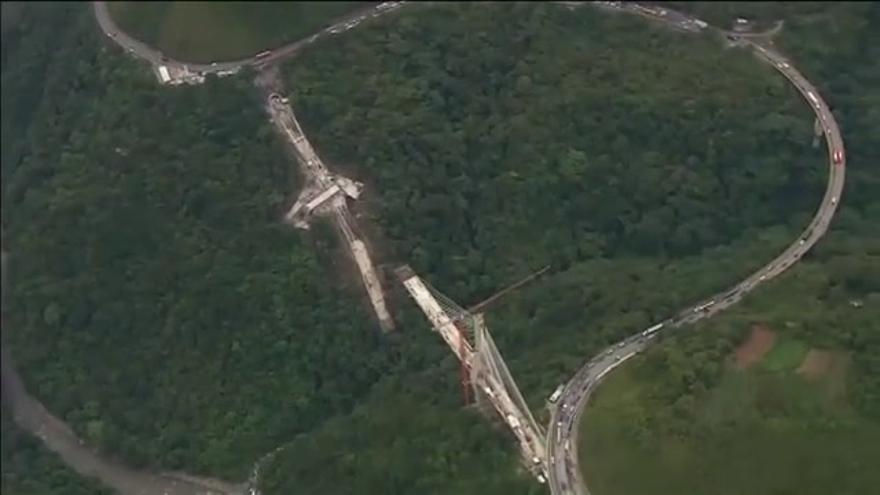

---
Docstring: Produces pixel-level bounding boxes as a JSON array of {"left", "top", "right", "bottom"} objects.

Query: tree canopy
[{"left": 1, "top": 2, "right": 876, "bottom": 494}]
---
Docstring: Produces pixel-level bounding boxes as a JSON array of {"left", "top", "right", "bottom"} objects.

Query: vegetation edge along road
[
  {"left": 547, "top": 4, "right": 847, "bottom": 495},
  {"left": 2, "top": 2, "right": 848, "bottom": 495}
]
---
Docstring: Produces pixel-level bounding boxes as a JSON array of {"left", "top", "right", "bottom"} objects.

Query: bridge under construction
[
  {"left": 395, "top": 266, "right": 549, "bottom": 482},
  {"left": 266, "top": 93, "right": 394, "bottom": 333}
]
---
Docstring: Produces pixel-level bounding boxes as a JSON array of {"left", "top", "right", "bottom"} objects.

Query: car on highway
[
  {"left": 833, "top": 149, "right": 845, "bottom": 165},
  {"left": 831, "top": 196, "right": 837, "bottom": 205}
]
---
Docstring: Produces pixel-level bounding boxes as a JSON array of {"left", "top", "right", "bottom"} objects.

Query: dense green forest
[
  {"left": 107, "top": 1, "right": 374, "bottom": 62},
  {"left": 2, "top": 1, "right": 876, "bottom": 494},
  {"left": 2, "top": 1, "right": 392, "bottom": 482},
  {"left": 285, "top": 2, "right": 825, "bottom": 297}
]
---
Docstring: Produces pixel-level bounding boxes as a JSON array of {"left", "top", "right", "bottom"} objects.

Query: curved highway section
[
  {"left": 93, "top": 1, "right": 409, "bottom": 74},
  {"left": 6, "top": 3, "right": 844, "bottom": 495},
  {"left": 546, "top": 7, "right": 846, "bottom": 495}
]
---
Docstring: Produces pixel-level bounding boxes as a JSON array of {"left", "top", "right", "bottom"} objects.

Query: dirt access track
[{"left": 734, "top": 325, "right": 777, "bottom": 369}]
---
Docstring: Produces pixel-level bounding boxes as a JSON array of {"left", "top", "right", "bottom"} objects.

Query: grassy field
[
  {"left": 760, "top": 336, "right": 808, "bottom": 372},
  {"left": 579, "top": 343, "right": 880, "bottom": 495},
  {"left": 107, "top": 1, "right": 373, "bottom": 62}
]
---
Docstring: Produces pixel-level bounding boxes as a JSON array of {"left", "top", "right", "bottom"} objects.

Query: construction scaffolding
[{"left": 395, "top": 266, "right": 548, "bottom": 481}]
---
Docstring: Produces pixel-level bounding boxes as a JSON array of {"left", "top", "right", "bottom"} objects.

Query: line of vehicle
[
  {"left": 546, "top": 5, "right": 846, "bottom": 495},
  {"left": 61, "top": 3, "right": 843, "bottom": 494}
]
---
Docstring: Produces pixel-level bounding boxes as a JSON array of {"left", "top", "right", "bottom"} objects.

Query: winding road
[
  {"left": 92, "top": 1, "right": 409, "bottom": 76},
  {"left": 546, "top": 5, "right": 846, "bottom": 495},
  {"left": 4, "top": 2, "right": 845, "bottom": 495}
]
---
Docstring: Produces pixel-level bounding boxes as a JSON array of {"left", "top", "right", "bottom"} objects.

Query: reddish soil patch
[
  {"left": 797, "top": 349, "right": 835, "bottom": 380},
  {"left": 735, "top": 325, "right": 777, "bottom": 369}
]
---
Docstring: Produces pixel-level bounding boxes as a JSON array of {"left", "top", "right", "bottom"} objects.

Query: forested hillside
[
  {"left": 284, "top": 2, "right": 823, "bottom": 300},
  {"left": 2, "top": 1, "right": 874, "bottom": 494},
  {"left": 2, "top": 1, "right": 392, "bottom": 482}
]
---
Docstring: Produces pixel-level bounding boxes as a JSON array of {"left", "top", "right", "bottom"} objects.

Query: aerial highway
[
  {"left": 546, "top": 6, "right": 847, "bottom": 495},
  {"left": 4, "top": 3, "right": 846, "bottom": 495}
]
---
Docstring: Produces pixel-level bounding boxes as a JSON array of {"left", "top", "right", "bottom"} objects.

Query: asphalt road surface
[
  {"left": 8, "top": 3, "right": 845, "bottom": 495},
  {"left": 546, "top": 6, "right": 846, "bottom": 495}
]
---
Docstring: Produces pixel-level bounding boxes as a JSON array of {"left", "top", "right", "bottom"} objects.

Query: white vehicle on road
[{"left": 642, "top": 322, "right": 664, "bottom": 337}]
